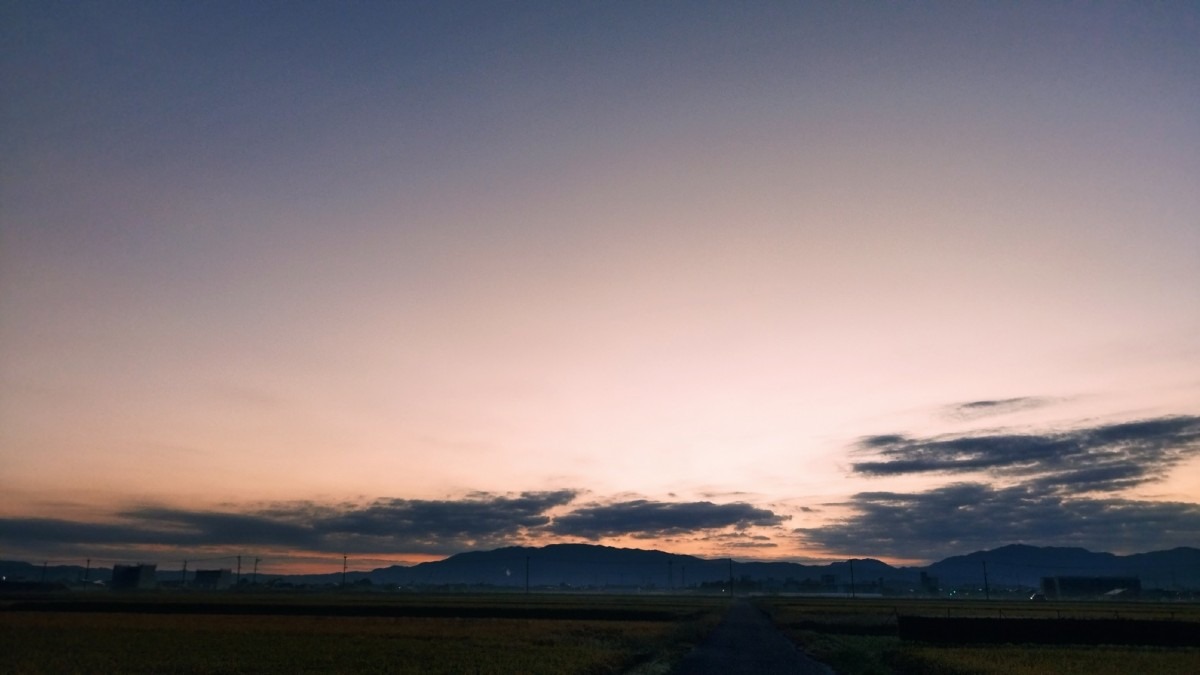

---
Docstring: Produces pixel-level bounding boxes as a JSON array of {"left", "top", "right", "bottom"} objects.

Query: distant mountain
[
  {"left": 1119, "top": 547, "right": 1200, "bottom": 588},
  {"left": 5, "top": 544, "right": 1197, "bottom": 591},
  {"left": 333, "top": 544, "right": 722, "bottom": 589},
  {"left": 335, "top": 543, "right": 1199, "bottom": 591},
  {"left": 927, "top": 544, "right": 1200, "bottom": 588},
  {"left": 0, "top": 560, "right": 109, "bottom": 584}
]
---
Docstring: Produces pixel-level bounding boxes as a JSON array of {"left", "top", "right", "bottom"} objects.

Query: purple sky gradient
[{"left": 2, "top": 1, "right": 1198, "bottom": 570}]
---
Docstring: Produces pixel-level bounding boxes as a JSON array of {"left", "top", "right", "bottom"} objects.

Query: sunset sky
[{"left": 3, "top": 1, "right": 1198, "bottom": 572}]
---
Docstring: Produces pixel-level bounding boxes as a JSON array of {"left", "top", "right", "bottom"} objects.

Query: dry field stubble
[
  {"left": 757, "top": 597, "right": 1200, "bottom": 675},
  {"left": 0, "top": 594, "right": 726, "bottom": 674},
  {"left": 892, "top": 644, "right": 1200, "bottom": 675}
]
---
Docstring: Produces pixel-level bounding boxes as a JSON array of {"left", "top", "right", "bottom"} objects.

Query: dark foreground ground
[
  {"left": 5, "top": 591, "right": 1198, "bottom": 674},
  {"left": 674, "top": 599, "right": 834, "bottom": 675},
  {"left": 0, "top": 591, "right": 726, "bottom": 674}
]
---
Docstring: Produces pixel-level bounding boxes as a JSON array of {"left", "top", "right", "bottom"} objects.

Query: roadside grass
[
  {"left": 0, "top": 595, "right": 726, "bottom": 675},
  {"left": 756, "top": 597, "right": 1200, "bottom": 675},
  {"left": 893, "top": 644, "right": 1200, "bottom": 675},
  {"left": 788, "top": 631, "right": 899, "bottom": 675}
]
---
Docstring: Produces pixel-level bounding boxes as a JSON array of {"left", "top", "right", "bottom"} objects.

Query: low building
[
  {"left": 920, "top": 571, "right": 940, "bottom": 595},
  {"left": 111, "top": 564, "right": 157, "bottom": 590},
  {"left": 1041, "top": 576, "right": 1140, "bottom": 599},
  {"left": 192, "top": 568, "right": 234, "bottom": 590}
]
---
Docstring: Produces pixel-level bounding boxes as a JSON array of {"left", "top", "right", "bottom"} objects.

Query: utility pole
[
  {"left": 342, "top": 555, "right": 348, "bottom": 587},
  {"left": 237, "top": 555, "right": 242, "bottom": 585},
  {"left": 252, "top": 558, "right": 260, "bottom": 586},
  {"left": 982, "top": 561, "right": 990, "bottom": 601},
  {"left": 849, "top": 560, "right": 856, "bottom": 599}
]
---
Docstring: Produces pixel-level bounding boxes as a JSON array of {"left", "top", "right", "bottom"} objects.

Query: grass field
[
  {"left": 5, "top": 592, "right": 1198, "bottom": 674},
  {"left": 756, "top": 597, "right": 1200, "bottom": 675},
  {"left": 0, "top": 592, "right": 726, "bottom": 675}
]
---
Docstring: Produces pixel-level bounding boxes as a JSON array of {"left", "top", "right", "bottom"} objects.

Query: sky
[{"left": 2, "top": 1, "right": 1199, "bottom": 573}]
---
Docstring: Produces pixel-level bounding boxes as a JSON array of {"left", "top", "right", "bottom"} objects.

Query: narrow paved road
[{"left": 672, "top": 599, "right": 834, "bottom": 675}]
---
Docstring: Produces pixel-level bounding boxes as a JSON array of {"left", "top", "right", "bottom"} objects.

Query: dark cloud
[
  {"left": 2, "top": 492, "right": 792, "bottom": 557},
  {"left": 816, "top": 415, "right": 1200, "bottom": 560},
  {"left": 945, "top": 397, "right": 1054, "bottom": 420},
  {"left": 0, "top": 517, "right": 187, "bottom": 546},
  {"left": 852, "top": 415, "right": 1200, "bottom": 493},
  {"left": 548, "top": 500, "right": 787, "bottom": 539},
  {"left": 307, "top": 490, "right": 578, "bottom": 552},
  {"left": 859, "top": 434, "right": 908, "bottom": 448},
  {"left": 1024, "top": 465, "right": 1147, "bottom": 494},
  {"left": 313, "top": 490, "right": 576, "bottom": 538},
  {"left": 120, "top": 507, "right": 320, "bottom": 547},
  {"left": 798, "top": 482, "right": 1200, "bottom": 561},
  {"left": 0, "top": 491, "right": 579, "bottom": 557}
]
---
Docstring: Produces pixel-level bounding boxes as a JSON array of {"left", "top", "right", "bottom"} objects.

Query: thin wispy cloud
[
  {"left": 698, "top": 531, "right": 779, "bottom": 549},
  {"left": 942, "top": 396, "right": 1056, "bottom": 421}
]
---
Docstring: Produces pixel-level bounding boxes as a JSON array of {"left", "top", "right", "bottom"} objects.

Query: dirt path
[{"left": 671, "top": 599, "right": 834, "bottom": 675}]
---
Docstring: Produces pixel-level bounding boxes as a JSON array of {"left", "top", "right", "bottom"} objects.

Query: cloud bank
[
  {"left": 798, "top": 482, "right": 1200, "bottom": 560},
  {"left": 798, "top": 415, "right": 1200, "bottom": 559},
  {"left": 0, "top": 491, "right": 579, "bottom": 557},
  {"left": 0, "top": 492, "right": 789, "bottom": 559},
  {"left": 547, "top": 500, "right": 787, "bottom": 539},
  {"left": 3, "top": 415, "right": 1196, "bottom": 563},
  {"left": 853, "top": 415, "right": 1200, "bottom": 493}
]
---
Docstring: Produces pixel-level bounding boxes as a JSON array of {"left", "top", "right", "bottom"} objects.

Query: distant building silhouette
[
  {"left": 920, "top": 571, "right": 940, "bottom": 595},
  {"left": 192, "top": 568, "right": 233, "bottom": 590},
  {"left": 111, "top": 564, "right": 157, "bottom": 590},
  {"left": 1041, "top": 576, "right": 1140, "bottom": 599}
]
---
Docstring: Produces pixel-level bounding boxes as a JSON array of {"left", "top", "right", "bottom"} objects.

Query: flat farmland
[
  {"left": 756, "top": 597, "right": 1200, "bottom": 675},
  {"left": 7, "top": 592, "right": 1198, "bottom": 674},
  {"left": 0, "top": 593, "right": 727, "bottom": 674}
]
